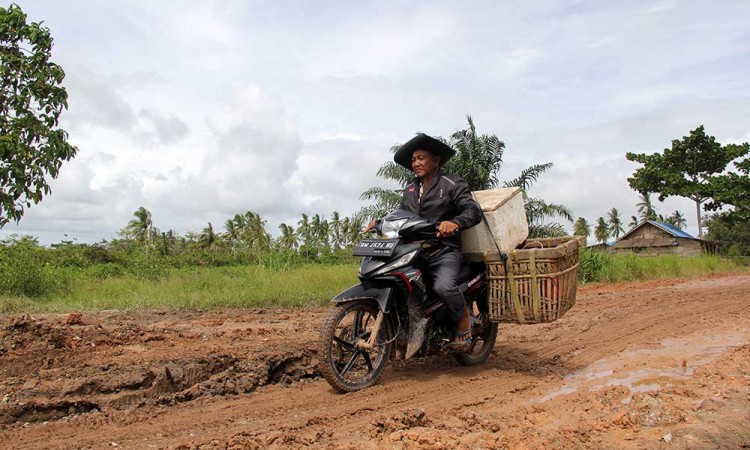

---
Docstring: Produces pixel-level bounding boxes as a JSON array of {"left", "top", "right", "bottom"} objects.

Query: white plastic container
[{"left": 461, "top": 187, "right": 529, "bottom": 262}]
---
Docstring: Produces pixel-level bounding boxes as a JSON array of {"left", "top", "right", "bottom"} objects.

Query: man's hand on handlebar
[
  {"left": 436, "top": 221, "right": 459, "bottom": 238},
  {"left": 364, "top": 220, "right": 377, "bottom": 234}
]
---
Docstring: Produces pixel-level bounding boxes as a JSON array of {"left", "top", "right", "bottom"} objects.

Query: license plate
[{"left": 352, "top": 238, "right": 399, "bottom": 257}]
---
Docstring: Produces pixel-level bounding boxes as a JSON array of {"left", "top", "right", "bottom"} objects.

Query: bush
[
  {"left": 124, "top": 252, "right": 168, "bottom": 281},
  {"left": 87, "top": 263, "right": 126, "bottom": 279},
  {"left": 48, "top": 241, "right": 114, "bottom": 268},
  {"left": 578, "top": 248, "right": 609, "bottom": 283},
  {"left": 0, "top": 236, "right": 52, "bottom": 297}
]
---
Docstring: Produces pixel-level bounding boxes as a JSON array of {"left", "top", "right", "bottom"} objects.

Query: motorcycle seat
[{"left": 456, "top": 262, "right": 484, "bottom": 285}]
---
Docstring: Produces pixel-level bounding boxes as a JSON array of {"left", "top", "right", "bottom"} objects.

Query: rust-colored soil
[{"left": 2, "top": 274, "right": 749, "bottom": 449}]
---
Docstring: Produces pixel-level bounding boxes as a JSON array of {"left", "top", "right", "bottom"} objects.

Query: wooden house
[{"left": 611, "top": 221, "right": 722, "bottom": 256}]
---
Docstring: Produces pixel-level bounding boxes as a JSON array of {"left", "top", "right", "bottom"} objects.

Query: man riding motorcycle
[{"left": 390, "top": 133, "right": 482, "bottom": 350}]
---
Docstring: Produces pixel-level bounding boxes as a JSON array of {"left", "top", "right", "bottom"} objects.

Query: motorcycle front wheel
[{"left": 318, "top": 299, "right": 394, "bottom": 392}]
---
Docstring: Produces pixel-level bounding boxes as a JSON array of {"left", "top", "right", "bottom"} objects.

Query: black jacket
[{"left": 401, "top": 171, "right": 482, "bottom": 249}]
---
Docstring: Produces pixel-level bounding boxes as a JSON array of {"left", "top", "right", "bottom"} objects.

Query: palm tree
[
  {"left": 154, "top": 229, "right": 178, "bottom": 256},
  {"left": 297, "top": 213, "right": 311, "bottom": 258},
  {"left": 636, "top": 192, "right": 658, "bottom": 221},
  {"left": 319, "top": 218, "right": 330, "bottom": 252},
  {"left": 360, "top": 116, "right": 572, "bottom": 236},
  {"left": 277, "top": 223, "right": 298, "bottom": 250},
  {"left": 595, "top": 217, "right": 609, "bottom": 244},
  {"left": 523, "top": 197, "right": 573, "bottom": 238},
  {"left": 122, "top": 206, "right": 155, "bottom": 248},
  {"left": 358, "top": 163, "right": 411, "bottom": 221},
  {"left": 224, "top": 218, "right": 240, "bottom": 253},
  {"left": 667, "top": 210, "right": 687, "bottom": 230},
  {"left": 629, "top": 215, "right": 640, "bottom": 230},
  {"left": 608, "top": 207, "right": 625, "bottom": 239},
  {"left": 199, "top": 222, "right": 218, "bottom": 253},
  {"left": 310, "top": 214, "right": 323, "bottom": 251},
  {"left": 573, "top": 217, "right": 591, "bottom": 240},
  {"left": 330, "top": 211, "right": 342, "bottom": 251},
  {"left": 347, "top": 216, "right": 363, "bottom": 247},
  {"left": 444, "top": 115, "right": 505, "bottom": 191}
]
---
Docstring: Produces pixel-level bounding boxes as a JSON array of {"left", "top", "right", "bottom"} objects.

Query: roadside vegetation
[
  {"left": 2, "top": 110, "right": 748, "bottom": 313},
  {"left": 577, "top": 249, "right": 743, "bottom": 284},
  {"left": 0, "top": 233, "right": 745, "bottom": 313}
]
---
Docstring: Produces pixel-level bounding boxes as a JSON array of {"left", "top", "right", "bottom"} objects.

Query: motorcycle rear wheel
[{"left": 318, "top": 300, "right": 394, "bottom": 392}]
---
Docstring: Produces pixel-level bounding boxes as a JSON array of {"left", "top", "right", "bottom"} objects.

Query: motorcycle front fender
[{"left": 332, "top": 284, "right": 393, "bottom": 313}]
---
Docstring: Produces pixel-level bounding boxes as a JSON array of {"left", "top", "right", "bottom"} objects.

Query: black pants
[{"left": 421, "top": 247, "right": 466, "bottom": 322}]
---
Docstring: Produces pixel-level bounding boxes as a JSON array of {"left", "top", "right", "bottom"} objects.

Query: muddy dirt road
[{"left": 1, "top": 274, "right": 749, "bottom": 449}]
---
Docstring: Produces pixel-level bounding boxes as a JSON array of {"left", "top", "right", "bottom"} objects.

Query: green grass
[
  {"left": 578, "top": 250, "right": 745, "bottom": 284},
  {"left": 0, "top": 263, "right": 358, "bottom": 313},
  {"left": 1, "top": 253, "right": 746, "bottom": 313}
]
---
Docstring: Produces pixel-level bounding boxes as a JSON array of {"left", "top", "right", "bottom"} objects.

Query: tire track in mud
[{"left": 1, "top": 274, "right": 749, "bottom": 449}]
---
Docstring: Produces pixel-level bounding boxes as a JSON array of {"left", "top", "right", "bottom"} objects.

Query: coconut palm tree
[
  {"left": 608, "top": 207, "right": 625, "bottom": 239},
  {"left": 347, "top": 216, "right": 364, "bottom": 247},
  {"left": 277, "top": 223, "right": 298, "bottom": 250},
  {"left": 573, "top": 217, "right": 591, "bottom": 240},
  {"left": 329, "top": 211, "right": 342, "bottom": 251},
  {"left": 636, "top": 192, "right": 658, "bottom": 221},
  {"left": 667, "top": 210, "right": 687, "bottom": 230},
  {"left": 297, "top": 213, "right": 311, "bottom": 258},
  {"left": 199, "top": 222, "right": 218, "bottom": 252},
  {"left": 122, "top": 206, "right": 156, "bottom": 248},
  {"left": 224, "top": 218, "right": 240, "bottom": 253},
  {"left": 318, "top": 217, "right": 330, "bottom": 252},
  {"left": 234, "top": 211, "right": 270, "bottom": 253},
  {"left": 595, "top": 217, "right": 609, "bottom": 244},
  {"left": 629, "top": 215, "right": 640, "bottom": 230}
]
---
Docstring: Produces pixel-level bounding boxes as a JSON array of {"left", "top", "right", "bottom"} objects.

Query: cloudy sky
[{"left": 2, "top": 0, "right": 749, "bottom": 243}]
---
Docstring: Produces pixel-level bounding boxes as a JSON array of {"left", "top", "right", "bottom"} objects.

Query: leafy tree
[
  {"left": 626, "top": 126, "right": 748, "bottom": 237},
  {"left": 1, "top": 4, "right": 78, "bottom": 226},
  {"left": 573, "top": 217, "right": 590, "bottom": 239},
  {"left": 594, "top": 217, "right": 609, "bottom": 244},
  {"left": 607, "top": 207, "right": 624, "bottom": 239},
  {"left": 705, "top": 212, "right": 750, "bottom": 256},
  {"left": 706, "top": 153, "right": 750, "bottom": 222}
]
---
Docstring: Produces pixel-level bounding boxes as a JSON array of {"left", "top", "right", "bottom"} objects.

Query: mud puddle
[{"left": 537, "top": 332, "right": 749, "bottom": 404}]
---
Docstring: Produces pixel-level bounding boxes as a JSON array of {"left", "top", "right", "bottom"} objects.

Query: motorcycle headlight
[
  {"left": 380, "top": 218, "right": 407, "bottom": 239},
  {"left": 373, "top": 249, "right": 419, "bottom": 276}
]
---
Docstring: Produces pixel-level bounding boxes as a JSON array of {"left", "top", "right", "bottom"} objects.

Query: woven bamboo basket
[{"left": 485, "top": 236, "right": 583, "bottom": 324}]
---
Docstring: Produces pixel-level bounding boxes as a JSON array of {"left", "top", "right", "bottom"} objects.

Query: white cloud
[{"left": 3, "top": 0, "right": 750, "bottom": 244}]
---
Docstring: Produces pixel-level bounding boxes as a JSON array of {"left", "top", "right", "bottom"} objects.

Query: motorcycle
[{"left": 318, "top": 209, "right": 498, "bottom": 392}]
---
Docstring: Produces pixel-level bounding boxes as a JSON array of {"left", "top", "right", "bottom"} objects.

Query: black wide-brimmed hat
[{"left": 393, "top": 133, "right": 456, "bottom": 171}]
